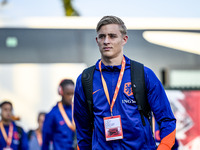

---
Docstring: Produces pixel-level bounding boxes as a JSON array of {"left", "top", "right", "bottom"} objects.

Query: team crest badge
[
  {"left": 59, "top": 120, "right": 65, "bottom": 125},
  {"left": 124, "top": 82, "right": 133, "bottom": 96},
  {"left": 13, "top": 131, "right": 20, "bottom": 140}
]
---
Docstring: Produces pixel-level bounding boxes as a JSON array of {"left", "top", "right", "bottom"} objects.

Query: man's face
[
  {"left": 38, "top": 114, "right": 45, "bottom": 130},
  {"left": 1, "top": 103, "right": 12, "bottom": 122},
  {"left": 96, "top": 24, "right": 128, "bottom": 60},
  {"left": 62, "top": 84, "right": 74, "bottom": 105}
]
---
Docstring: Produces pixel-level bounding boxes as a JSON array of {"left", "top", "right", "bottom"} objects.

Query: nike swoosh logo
[{"left": 93, "top": 89, "right": 101, "bottom": 94}]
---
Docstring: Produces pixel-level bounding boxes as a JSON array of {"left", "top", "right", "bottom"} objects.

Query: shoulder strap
[
  {"left": 130, "top": 60, "right": 151, "bottom": 126},
  {"left": 16, "top": 125, "right": 23, "bottom": 148},
  {"left": 81, "top": 65, "right": 96, "bottom": 128},
  {"left": 16, "top": 125, "right": 23, "bottom": 138}
]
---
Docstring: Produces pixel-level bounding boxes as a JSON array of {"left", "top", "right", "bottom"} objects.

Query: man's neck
[
  {"left": 36, "top": 128, "right": 42, "bottom": 133},
  {"left": 101, "top": 55, "right": 123, "bottom": 66},
  {"left": 1, "top": 120, "right": 11, "bottom": 126},
  {"left": 61, "top": 100, "right": 71, "bottom": 106}
]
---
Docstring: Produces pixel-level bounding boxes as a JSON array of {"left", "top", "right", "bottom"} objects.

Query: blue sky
[
  {"left": 73, "top": 0, "right": 200, "bottom": 18},
  {"left": 1, "top": 0, "right": 200, "bottom": 18}
]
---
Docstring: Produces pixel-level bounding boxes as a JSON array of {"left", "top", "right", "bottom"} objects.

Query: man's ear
[
  {"left": 95, "top": 37, "right": 98, "bottom": 43},
  {"left": 122, "top": 35, "right": 128, "bottom": 45}
]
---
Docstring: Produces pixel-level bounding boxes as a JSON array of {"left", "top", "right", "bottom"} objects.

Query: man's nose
[{"left": 104, "top": 36, "right": 110, "bottom": 44}]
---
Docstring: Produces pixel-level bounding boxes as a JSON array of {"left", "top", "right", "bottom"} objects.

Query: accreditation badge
[
  {"left": 103, "top": 115, "right": 123, "bottom": 141},
  {"left": 3, "top": 147, "right": 13, "bottom": 150}
]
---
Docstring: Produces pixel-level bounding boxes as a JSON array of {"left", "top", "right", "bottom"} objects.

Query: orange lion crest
[{"left": 124, "top": 82, "right": 133, "bottom": 96}]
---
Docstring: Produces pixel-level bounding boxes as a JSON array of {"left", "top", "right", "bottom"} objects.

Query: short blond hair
[{"left": 96, "top": 16, "right": 127, "bottom": 35}]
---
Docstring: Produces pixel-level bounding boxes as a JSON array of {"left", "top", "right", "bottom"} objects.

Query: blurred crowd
[{"left": 0, "top": 79, "right": 77, "bottom": 150}]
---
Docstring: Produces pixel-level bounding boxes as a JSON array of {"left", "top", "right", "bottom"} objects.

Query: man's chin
[
  {"left": 3, "top": 118, "right": 12, "bottom": 122},
  {"left": 101, "top": 53, "right": 114, "bottom": 59}
]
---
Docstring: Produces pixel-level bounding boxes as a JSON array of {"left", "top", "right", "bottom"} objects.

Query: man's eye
[
  {"left": 110, "top": 34, "right": 117, "bottom": 38},
  {"left": 99, "top": 35, "right": 105, "bottom": 38}
]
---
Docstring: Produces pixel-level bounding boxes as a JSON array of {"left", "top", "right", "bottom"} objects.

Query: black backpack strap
[
  {"left": 16, "top": 125, "right": 23, "bottom": 148},
  {"left": 130, "top": 60, "right": 151, "bottom": 126},
  {"left": 81, "top": 65, "right": 96, "bottom": 128}
]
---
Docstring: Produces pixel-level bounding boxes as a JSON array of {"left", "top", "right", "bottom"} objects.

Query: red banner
[{"left": 166, "top": 90, "right": 200, "bottom": 150}]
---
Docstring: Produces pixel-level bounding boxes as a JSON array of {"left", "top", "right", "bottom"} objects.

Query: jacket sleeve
[
  {"left": 74, "top": 74, "right": 93, "bottom": 150},
  {"left": 144, "top": 67, "right": 176, "bottom": 150},
  {"left": 42, "top": 112, "right": 54, "bottom": 150}
]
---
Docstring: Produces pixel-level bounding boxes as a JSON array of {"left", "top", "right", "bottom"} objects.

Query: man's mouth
[{"left": 103, "top": 47, "right": 112, "bottom": 50}]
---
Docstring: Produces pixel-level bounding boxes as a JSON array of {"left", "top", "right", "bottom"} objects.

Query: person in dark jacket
[
  {"left": 0, "top": 100, "right": 29, "bottom": 150},
  {"left": 42, "top": 79, "right": 75, "bottom": 150},
  {"left": 74, "top": 16, "right": 176, "bottom": 150}
]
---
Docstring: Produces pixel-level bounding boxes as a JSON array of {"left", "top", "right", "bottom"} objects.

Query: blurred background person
[
  {"left": 0, "top": 100, "right": 29, "bottom": 150},
  {"left": 28, "top": 112, "right": 46, "bottom": 150},
  {"left": 42, "top": 79, "right": 76, "bottom": 150}
]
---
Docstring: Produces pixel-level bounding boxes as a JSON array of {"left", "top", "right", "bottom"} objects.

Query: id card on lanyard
[
  {"left": 104, "top": 115, "right": 123, "bottom": 141},
  {"left": 0, "top": 122, "right": 14, "bottom": 150},
  {"left": 99, "top": 56, "right": 126, "bottom": 141},
  {"left": 3, "top": 147, "right": 13, "bottom": 150}
]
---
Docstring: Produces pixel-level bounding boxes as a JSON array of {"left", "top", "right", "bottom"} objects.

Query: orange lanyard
[
  {"left": 58, "top": 102, "right": 75, "bottom": 132},
  {"left": 36, "top": 130, "right": 42, "bottom": 146},
  {"left": 0, "top": 121, "right": 13, "bottom": 147},
  {"left": 152, "top": 116, "right": 155, "bottom": 138},
  {"left": 99, "top": 57, "right": 126, "bottom": 116}
]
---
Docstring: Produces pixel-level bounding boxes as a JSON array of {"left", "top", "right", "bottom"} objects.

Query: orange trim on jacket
[{"left": 157, "top": 129, "right": 176, "bottom": 150}]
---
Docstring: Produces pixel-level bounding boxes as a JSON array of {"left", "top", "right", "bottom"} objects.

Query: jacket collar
[{"left": 95, "top": 55, "right": 131, "bottom": 71}]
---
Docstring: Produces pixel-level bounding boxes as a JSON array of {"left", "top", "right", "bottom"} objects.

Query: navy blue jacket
[
  {"left": 0, "top": 122, "right": 29, "bottom": 150},
  {"left": 74, "top": 55, "right": 176, "bottom": 150},
  {"left": 42, "top": 102, "right": 75, "bottom": 150}
]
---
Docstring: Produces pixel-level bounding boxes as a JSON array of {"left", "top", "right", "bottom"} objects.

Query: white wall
[{"left": 0, "top": 63, "right": 86, "bottom": 131}]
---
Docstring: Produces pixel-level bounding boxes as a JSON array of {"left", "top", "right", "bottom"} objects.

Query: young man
[
  {"left": 74, "top": 16, "right": 176, "bottom": 150},
  {"left": 28, "top": 112, "right": 46, "bottom": 150},
  {"left": 0, "top": 101, "right": 29, "bottom": 150},
  {"left": 42, "top": 79, "right": 76, "bottom": 150}
]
